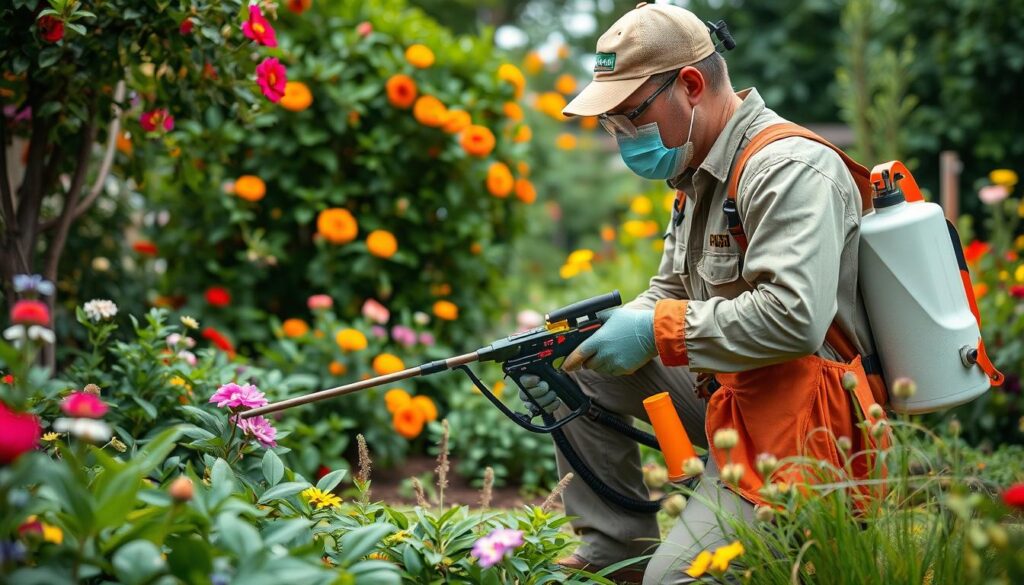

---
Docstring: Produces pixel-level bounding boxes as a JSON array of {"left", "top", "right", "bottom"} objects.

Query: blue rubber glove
[{"left": 562, "top": 308, "right": 658, "bottom": 375}]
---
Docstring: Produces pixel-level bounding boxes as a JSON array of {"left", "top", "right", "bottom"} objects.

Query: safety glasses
[{"left": 597, "top": 69, "right": 679, "bottom": 139}]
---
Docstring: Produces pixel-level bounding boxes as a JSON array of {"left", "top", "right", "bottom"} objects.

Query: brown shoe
[{"left": 556, "top": 554, "right": 645, "bottom": 584}]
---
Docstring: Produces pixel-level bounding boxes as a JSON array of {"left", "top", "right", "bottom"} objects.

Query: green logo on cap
[{"left": 594, "top": 52, "right": 616, "bottom": 72}]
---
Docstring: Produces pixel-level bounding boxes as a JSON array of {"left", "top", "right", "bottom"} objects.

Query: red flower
[
  {"left": 140, "top": 109, "right": 174, "bottom": 133},
  {"left": 132, "top": 240, "right": 159, "bottom": 256},
  {"left": 202, "top": 327, "right": 236, "bottom": 358},
  {"left": 256, "top": 57, "right": 287, "bottom": 103},
  {"left": 316, "top": 465, "right": 331, "bottom": 480},
  {"left": 357, "top": 21, "right": 373, "bottom": 37},
  {"left": 60, "top": 392, "right": 108, "bottom": 419},
  {"left": 0, "top": 402, "right": 41, "bottom": 464},
  {"left": 205, "top": 286, "right": 231, "bottom": 308},
  {"left": 242, "top": 5, "right": 278, "bottom": 47},
  {"left": 37, "top": 15, "right": 64, "bottom": 43},
  {"left": 179, "top": 19, "right": 194, "bottom": 35},
  {"left": 1003, "top": 483, "right": 1024, "bottom": 508},
  {"left": 1011, "top": 285, "right": 1024, "bottom": 299},
  {"left": 287, "top": 0, "right": 312, "bottom": 14},
  {"left": 963, "top": 240, "right": 990, "bottom": 265},
  {"left": 11, "top": 300, "right": 50, "bottom": 327},
  {"left": 203, "top": 62, "right": 219, "bottom": 80},
  {"left": 2, "top": 374, "right": 14, "bottom": 384}
]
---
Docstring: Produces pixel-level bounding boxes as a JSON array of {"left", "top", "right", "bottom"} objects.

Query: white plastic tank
[{"left": 858, "top": 173, "right": 991, "bottom": 414}]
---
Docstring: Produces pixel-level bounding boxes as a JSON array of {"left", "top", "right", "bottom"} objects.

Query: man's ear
[{"left": 677, "top": 67, "right": 706, "bottom": 106}]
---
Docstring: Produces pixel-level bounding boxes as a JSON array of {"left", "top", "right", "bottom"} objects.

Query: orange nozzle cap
[{"left": 643, "top": 391, "right": 696, "bottom": 482}]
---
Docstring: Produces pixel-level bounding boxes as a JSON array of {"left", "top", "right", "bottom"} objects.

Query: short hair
[{"left": 648, "top": 51, "right": 731, "bottom": 94}]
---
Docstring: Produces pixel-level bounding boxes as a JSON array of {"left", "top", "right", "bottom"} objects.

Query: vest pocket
[{"left": 697, "top": 252, "right": 741, "bottom": 286}]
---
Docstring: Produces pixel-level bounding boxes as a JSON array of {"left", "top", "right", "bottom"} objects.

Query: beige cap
[{"left": 563, "top": 2, "right": 715, "bottom": 117}]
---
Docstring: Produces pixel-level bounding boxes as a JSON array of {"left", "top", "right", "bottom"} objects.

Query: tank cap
[{"left": 873, "top": 170, "right": 907, "bottom": 208}]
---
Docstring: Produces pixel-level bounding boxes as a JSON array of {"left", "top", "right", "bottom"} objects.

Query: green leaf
[
  {"left": 38, "top": 47, "right": 61, "bottom": 68},
  {"left": 216, "top": 513, "right": 263, "bottom": 560},
  {"left": 113, "top": 540, "right": 167, "bottom": 585},
  {"left": 211, "top": 458, "right": 235, "bottom": 504},
  {"left": 336, "top": 523, "right": 395, "bottom": 565},
  {"left": 167, "top": 535, "right": 213, "bottom": 583},
  {"left": 315, "top": 468, "right": 346, "bottom": 493},
  {"left": 262, "top": 450, "right": 284, "bottom": 486},
  {"left": 262, "top": 518, "right": 312, "bottom": 547},
  {"left": 258, "top": 481, "right": 309, "bottom": 504}
]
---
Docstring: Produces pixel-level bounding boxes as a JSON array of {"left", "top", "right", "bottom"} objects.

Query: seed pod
[
  {"left": 169, "top": 476, "right": 194, "bottom": 502},
  {"left": 660, "top": 494, "right": 686, "bottom": 517},
  {"left": 682, "top": 456, "right": 705, "bottom": 477},
  {"left": 713, "top": 428, "right": 739, "bottom": 450}
]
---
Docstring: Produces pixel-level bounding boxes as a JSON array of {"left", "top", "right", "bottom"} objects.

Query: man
[{"left": 518, "top": 3, "right": 884, "bottom": 584}]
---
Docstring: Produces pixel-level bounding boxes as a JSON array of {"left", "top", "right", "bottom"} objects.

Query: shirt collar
[{"left": 671, "top": 88, "right": 764, "bottom": 189}]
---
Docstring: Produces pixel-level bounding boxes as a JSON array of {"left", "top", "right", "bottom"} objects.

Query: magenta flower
[
  {"left": 242, "top": 5, "right": 278, "bottom": 47},
  {"left": 209, "top": 382, "right": 267, "bottom": 409},
  {"left": 419, "top": 332, "right": 435, "bottom": 347},
  {"left": 234, "top": 415, "right": 278, "bottom": 447},
  {"left": 307, "top": 294, "right": 333, "bottom": 311},
  {"left": 361, "top": 298, "right": 390, "bottom": 324},
  {"left": 60, "top": 392, "right": 108, "bottom": 419},
  {"left": 140, "top": 108, "right": 174, "bottom": 132},
  {"left": 391, "top": 325, "right": 416, "bottom": 347},
  {"left": 370, "top": 325, "right": 387, "bottom": 339},
  {"left": 256, "top": 57, "right": 287, "bottom": 102},
  {"left": 471, "top": 528, "right": 523, "bottom": 568}
]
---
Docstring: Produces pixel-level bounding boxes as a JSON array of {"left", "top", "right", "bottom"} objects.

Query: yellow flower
[
  {"left": 497, "top": 63, "right": 526, "bottom": 99},
  {"left": 685, "top": 551, "right": 714, "bottom": 578},
  {"left": 373, "top": 353, "right": 405, "bottom": 375},
  {"left": 623, "top": 219, "right": 659, "bottom": 238},
  {"left": 630, "top": 195, "right": 653, "bottom": 215},
  {"left": 555, "top": 74, "right": 577, "bottom": 95},
  {"left": 567, "top": 249, "right": 594, "bottom": 265},
  {"left": 652, "top": 239, "right": 664, "bottom": 252},
  {"left": 709, "top": 541, "right": 744, "bottom": 573},
  {"left": 523, "top": 51, "right": 544, "bottom": 75},
  {"left": 1015, "top": 235, "right": 1024, "bottom": 251},
  {"left": 405, "top": 44, "right": 435, "bottom": 69},
  {"left": 1016, "top": 265, "right": 1024, "bottom": 283},
  {"left": 301, "top": 487, "right": 342, "bottom": 509},
  {"left": 557, "top": 44, "right": 570, "bottom": 60},
  {"left": 1018, "top": 199, "right": 1024, "bottom": 219},
  {"left": 555, "top": 133, "right": 577, "bottom": 150},
  {"left": 536, "top": 92, "right": 567, "bottom": 120},
  {"left": 42, "top": 523, "right": 63, "bottom": 545},
  {"left": 664, "top": 191, "right": 677, "bottom": 212},
  {"left": 42, "top": 432, "right": 61, "bottom": 441},
  {"left": 989, "top": 169, "right": 1018, "bottom": 188},
  {"left": 335, "top": 328, "right": 368, "bottom": 351},
  {"left": 999, "top": 270, "right": 1009, "bottom": 281},
  {"left": 492, "top": 380, "right": 506, "bottom": 398}
]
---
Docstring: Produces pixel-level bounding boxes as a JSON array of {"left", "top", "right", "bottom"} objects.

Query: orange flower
[
  {"left": 393, "top": 403, "right": 425, "bottom": 439},
  {"left": 536, "top": 92, "right": 567, "bottom": 120},
  {"left": 517, "top": 161, "right": 530, "bottom": 176},
  {"left": 430, "top": 282, "right": 452, "bottom": 296},
  {"left": 443, "top": 109, "right": 471, "bottom": 134},
  {"left": 280, "top": 81, "right": 313, "bottom": 112},
  {"left": 513, "top": 125, "right": 532, "bottom": 143},
  {"left": 329, "top": 361, "right": 347, "bottom": 376},
  {"left": 557, "top": 44, "right": 570, "bottom": 60},
  {"left": 601, "top": 225, "right": 616, "bottom": 241},
  {"left": 405, "top": 44, "right": 435, "bottom": 68},
  {"left": 367, "top": 229, "right": 398, "bottom": 258},
  {"left": 470, "top": 242, "right": 482, "bottom": 255},
  {"left": 116, "top": 132, "right": 133, "bottom": 155},
  {"left": 555, "top": 74, "right": 577, "bottom": 95},
  {"left": 412, "top": 395, "right": 438, "bottom": 422},
  {"left": 523, "top": 52, "right": 544, "bottom": 75},
  {"left": 335, "top": 328, "right": 368, "bottom": 351},
  {"left": 317, "top": 208, "right": 358, "bottom": 244},
  {"left": 487, "top": 162, "right": 514, "bottom": 198},
  {"left": 385, "top": 388, "right": 412, "bottom": 413},
  {"left": 460, "top": 125, "right": 495, "bottom": 158},
  {"left": 556, "top": 133, "right": 577, "bottom": 150},
  {"left": 413, "top": 95, "right": 447, "bottom": 127},
  {"left": 580, "top": 116, "right": 598, "bottom": 131},
  {"left": 373, "top": 353, "right": 405, "bottom": 375},
  {"left": 503, "top": 102, "right": 524, "bottom": 121},
  {"left": 433, "top": 300, "right": 459, "bottom": 321},
  {"left": 497, "top": 63, "right": 526, "bottom": 98},
  {"left": 282, "top": 318, "right": 309, "bottom": 338},
  {"left": 386, "top": 74, "right": 417, "bottom": 109},
  {"left": 235, "top": 175, "right": 266, "bottom": 201},
  {"left": 515, "top": 178, "right": 536, "bottom": 204},
  {"left": 974, "top": 283, "right": 989, "bottom": 299}
]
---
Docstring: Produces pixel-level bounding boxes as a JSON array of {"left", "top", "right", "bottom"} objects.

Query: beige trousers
[{"left": 554, "top": 357, "right": 755, "bottom": 584}]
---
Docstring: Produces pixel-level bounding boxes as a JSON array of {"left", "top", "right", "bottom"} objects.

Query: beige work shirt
[{"left": 625, "top": 88, "right": 878, "bottom": 373}]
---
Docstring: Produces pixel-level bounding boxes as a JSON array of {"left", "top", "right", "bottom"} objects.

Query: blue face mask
[{"left": 616, "top": 107, "right": 697, "bottom": 180}]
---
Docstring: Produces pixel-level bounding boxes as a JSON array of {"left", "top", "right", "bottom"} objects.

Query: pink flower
[
  {"left": 234, "top": 415, "right": 278, "bottom": 447},
  {"left": 391, "top": 325, "right": 416, "bottom": 347},
  {"left": 979, "top": 184, "right": 1010, "bottom": 205},
  {"left": 140, "top": 109, "right": 174, "bottom": 132},
  {"left": 209, "top": 383, "right": 267, "bottom": 409},
  {"left": 166, "top": 333, "right": 196, "bottom": 348},
  {"left": 60, "top": 392, "right": 108, "bottom": 419},
  {"left": 242, "top": 5, "right": 278, "bottom": 47},
  {"left": 419, "top": 332, "right": 435, "bottom": 347},
  {"left": 178, "top": 350, "right": 197, "bottom": 367},
  {"left": 357, "top": 21, "right": 373, "bottom": 37},
  {"left": 256, "top": 57, "right": 287, "bottom": 103},
  {"left": 370, "top": 325, "right": 387, "bottom": 339},
  {"left": 0, "top": 402, "right": 41, "bottom": 464},
  {"left": 471, "top": 528, "right": 523, "bottom": 568},
  {"left": 307, "top": 294, "right": 333, "bottom": 311},
  {"left": 11, "top": 300, "right": 50, "bottom": 326},
  {"left": 361, "top": 298, "right": 390, "bottom": 324}
]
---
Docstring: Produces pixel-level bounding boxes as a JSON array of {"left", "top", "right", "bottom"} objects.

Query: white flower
[
  {"left": 413, "top": 311, "right": 430, "bottom": 326},
  {"left": 178, "top": 350, "right": 197, "bottom": 367},
  {"left": 682, "top": 456, "right": 705, "bottom": 477},
  {"left": 3, "top": 325, "right": 55, "bottom": 346},
  {"left": 83, "top": 299, "right": 118, "bottom": 322},
  {"left": 180, "top": 316, "right": 199, "bottom": 330},
  {"left": 91, "top": 257, "right": 111, "bottom": 272},
  {"left": 166, "top": 334, "right": 196, "bottom": 349},
  {"left": 53, "top": 417, "right": 112, "bottom": 443},
  {"left": 713, "top": 428, "right": 739, "bottom": 450}
]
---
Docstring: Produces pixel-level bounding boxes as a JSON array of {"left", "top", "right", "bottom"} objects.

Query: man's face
[{"left": 605, "top": 69, "right": 696, "bottom": 150}]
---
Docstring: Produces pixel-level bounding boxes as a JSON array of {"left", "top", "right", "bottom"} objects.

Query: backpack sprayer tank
[{"left": 858, "top": 166, "right": 1001, "bottom": 413}]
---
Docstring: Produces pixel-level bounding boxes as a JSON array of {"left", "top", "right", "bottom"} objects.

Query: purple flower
[
  {"left": 233, "top": 414, "right": 278, "bottom": 448},
  {"left": 370, "top": 325, "right": 387, "bottom": 339},
  {"left": 391, "top": 325, "right": 417, "bottom": 347},
  {"left": 209, "top": 382, "right": 267, "bottom": 409},
  {"left": 418, "top": 332, "right": 435, "bottom": 347},
  {"left": 471, "top": 528, "right": 523, "bottom": 568}
]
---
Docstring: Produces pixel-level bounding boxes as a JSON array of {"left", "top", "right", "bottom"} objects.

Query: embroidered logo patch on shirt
[
  {"left": 709, "top": 233, "right": 731, "bottom": 248},
  {"left": 594, "top": 52, "right": 616, "bottom": 72}
]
